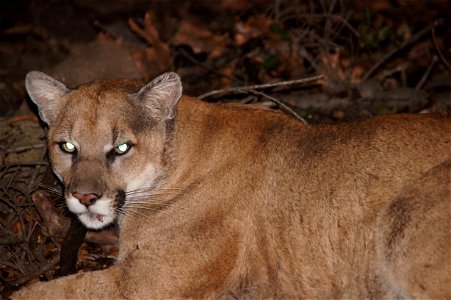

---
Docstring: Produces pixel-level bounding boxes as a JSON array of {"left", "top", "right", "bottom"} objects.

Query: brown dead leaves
[
  {"left": 234, "top": 15, "right": 271, "bottom": 46},
  {"left": 173, "top": 20, "right": 228, "bottom": 59},
  {"left": 129, "top": 12, "right": 171, "bottom": 80},
  {"left": 127, "top": 9, "right": 307, "bottom": 87}
]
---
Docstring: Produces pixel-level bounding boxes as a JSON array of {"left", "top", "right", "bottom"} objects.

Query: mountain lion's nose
[{"left": 72, "top": 192, "right": 100, "bottom": 206}]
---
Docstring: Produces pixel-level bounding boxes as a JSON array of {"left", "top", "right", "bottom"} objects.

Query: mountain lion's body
[{"left": 14, "top": 72, "right": 450, "bottom": 299}]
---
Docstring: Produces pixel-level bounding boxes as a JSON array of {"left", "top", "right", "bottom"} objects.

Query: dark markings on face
[
  {"left": 112, "top": 126, "right": 119, "bottom": 146},
  {"left": 116, "top": 189, "right": 126, "bottom": 208},
  {"left": 105, "top": 126, "right": 119, "bottom": 165},
  {"left": 71, "top": 148, "right": 79, "bottom": 164},
  {"left": 106, "top": 148, "right": 116, "bottom": 165}
]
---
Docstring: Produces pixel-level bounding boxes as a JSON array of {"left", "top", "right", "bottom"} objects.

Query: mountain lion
[{"left": 14, "top": 71, "right": 450, "bottom": 299}]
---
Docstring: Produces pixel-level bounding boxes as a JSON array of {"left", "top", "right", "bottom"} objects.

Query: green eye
[
  {"left": 114, "top": 142, "right": 131, "bottom": 155},
  {"left": 60, "top": 141, "right": 76, "bottom": 153}
]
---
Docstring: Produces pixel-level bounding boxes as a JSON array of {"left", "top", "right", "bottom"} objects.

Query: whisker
[
  {"left": 127, "top": 190, "right": 183, "bottom": 197},
  {"left": 125, "top": 188, "right": 184, "bottom": 195},
  {"left": 122, "top": 205, "right": 183, "bottom": 221},
  {"left": 127, "top": 187, "right": 184, "bottom": 192},
  {"left": 125, "top": 196, "right": 183, "bottom": 205},
  {"left": 125, "top": 191, "right": 183, "bottom": 197},
  {"left": 39, "top": 188, "right": 63, "bottom": 196},
  {"left": 115, "top": 207, "right": 135, "bottom": 216},
  {"left": 123, "top": 204, "right": 170, "bottom": 212},
  {"left": 37, "top": 184, "right": 63, "bottom": 194},
  {"left": 38, "top": 186, "right": 60, "bottom": 192},
  {"left": 124, "top": 202, "right": 151, "bottom": 206},
  {"left": 125, "top": 194, "right": 182, "bottom": 201},
  {"left": 124, "top": 201, "right": 188, "bottom": 213},
  {"left": 125, "top": 199, "right": 172, "bottom": 204},
  {"left": 114, "top": 208, "right": 139, "bottom": 221},
  {"left": 125, "top": 196, "right": 181, "bottom": 204},
  {"left": 120, "top": 208, "right": 153, "bottom": 222},
  {"left": 47, "top": 195, "right": 63, "bottom": 200},
  {"left": 124, "top": 200, "right": 189, "bottom": 212}
]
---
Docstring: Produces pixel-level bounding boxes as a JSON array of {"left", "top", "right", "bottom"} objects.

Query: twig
[
  {"left": 178, "top": 48, "right": 239, "bottom": 83},
  {"left": 415, "top": 56, "right": 438, "bottom": 90},
  {"left": 26, "top": 146, "right": 48, "bottom": 193},
  {"left": 93, "top": 20, "right": 119, "bottom": 40},
  {"left": 0, "top": 162, "right": 49, "bottom": 168},
  {"left": 128, "top": 18, "right": 154, "bottom": 45},
  {"left": 0, "top": 238, "right": 26, "bottom": 245},
  {"left": 363, "top": 19, "right": 443, "bottom": 81},
  {"left": 10, "top": 256, "right": 59, "bottom": 286},
  {"left": 299, "top": 13, "right": 360, "bottom": 38},
  {"left": 299, "top": 47, "right": 325, "bottom": 78},
  {"left": 6, "top": 115, "right": 39, "bottom": 125},
  {"left": 128, "top": 13, "right": 168, "bottom": 53},
  {"left": 0, "top": 140, "right": 59, "bottom": 288},
  {"left": 323, "top": 0, "right": 338, "bottom": 51},
  {"left": 245, "top": 89, "right": 307, "bottom": 124},
  {"left": 432, "top": 25, "right": 450, "bottom": 71},
  {"left": 5, "top": 145, "right": 45, "bottom": 154},
  {"left": 199, "top": 74, "right": 323, "bottom": 99}
]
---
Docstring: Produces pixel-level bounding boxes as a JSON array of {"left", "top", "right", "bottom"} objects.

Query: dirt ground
[{"left": 0, "top": 0, "right": 450, "bottom": 297}]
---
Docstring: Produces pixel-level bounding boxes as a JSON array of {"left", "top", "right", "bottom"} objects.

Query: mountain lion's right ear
[
  {"left": 25, "top": 71, "right": 69, "bottom": 125},
  {"left": 135, "top": 72, "right": 183, "bottom": 121}
]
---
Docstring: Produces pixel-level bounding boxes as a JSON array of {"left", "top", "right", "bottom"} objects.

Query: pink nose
[{"left": 72, "top": 192, "right": 99, "bottom": 206}]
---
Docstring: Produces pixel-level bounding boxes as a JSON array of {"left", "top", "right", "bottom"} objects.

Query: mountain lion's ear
[
  {"left": 135, "top": 72, "right": 183, "bottom": 120},
  {"left": 25, "top": 71, "right": 69, "bottom": 125}
]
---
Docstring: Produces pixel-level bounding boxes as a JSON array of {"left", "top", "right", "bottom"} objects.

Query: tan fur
[{"left": 14, "top": 72, "right": 450, "bottom": 299}]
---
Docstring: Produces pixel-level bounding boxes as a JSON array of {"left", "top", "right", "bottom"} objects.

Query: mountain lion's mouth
[
  {"left": 77, "top": 210, "right": 115, "bottom": 229},
  {"left": 67, "top": 197, "right": 116, "bottom": 229}
]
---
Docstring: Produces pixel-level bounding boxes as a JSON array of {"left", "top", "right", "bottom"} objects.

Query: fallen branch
[
  {"left": 245, "top": 89, "right": 307, "bottom": 124},
  {"left": 4, "top": 145, "right": 45, "bottom": 154},
  {"left": 198, "top": 74, "right": 323, "bottom": 99},
  {"left": 432, "top": 25, "right": 450, "bottom": 71},
  {"left": 93, "top": 20, "right": 119, "bottom": 40},
  {"left": 178, "top": 48, "right": 239, "bottom": 83},
  {"left": 128, "top": 18, "right": 154, "bottom": 46},
  {"left": 10, "top": 256, "right": 59, "bottom": 287},
  {"left": 415, "top": 56, "right": 438, "bottom": 90},
  {"left": 299, "top": 13, "right": 361, "bottom": 39}
]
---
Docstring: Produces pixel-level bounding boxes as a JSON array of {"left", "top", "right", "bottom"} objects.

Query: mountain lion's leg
[
  {"left": 379, "top": 160, "right": 451, "bottom": 299},
  {"left": 12, "top": 264, "right": 122, "bottom": 299}
]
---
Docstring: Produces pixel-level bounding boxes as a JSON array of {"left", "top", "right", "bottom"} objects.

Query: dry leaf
[
  {"left": 233, "top": 15, "right": 271, "bottom": 46},
  {"left": 129, "top": 12, "right": 171, "bottom": 79},
  {"left": 32, "top": 190, "right": 70, "bottom": 237},
  {"left": 172, "top": 20, "right": 228, "bottom": 59}
]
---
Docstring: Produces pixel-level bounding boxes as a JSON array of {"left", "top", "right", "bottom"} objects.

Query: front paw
[{"left": 11, "top": 280, "right": 65, "bottom": 299}]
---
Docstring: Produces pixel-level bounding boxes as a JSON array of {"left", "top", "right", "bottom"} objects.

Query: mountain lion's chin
[{"left": 78, "top": 212, "right": 115, "bottom": 229}]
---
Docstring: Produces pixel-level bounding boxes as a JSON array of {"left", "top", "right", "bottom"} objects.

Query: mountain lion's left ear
[{"left": 135, "top": 72, "right": 183, "bottom": 120}]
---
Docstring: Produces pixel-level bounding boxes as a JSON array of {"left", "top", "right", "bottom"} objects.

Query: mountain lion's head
[{"left": 26, "top": 71, "right": 182, "bottom": 229}]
